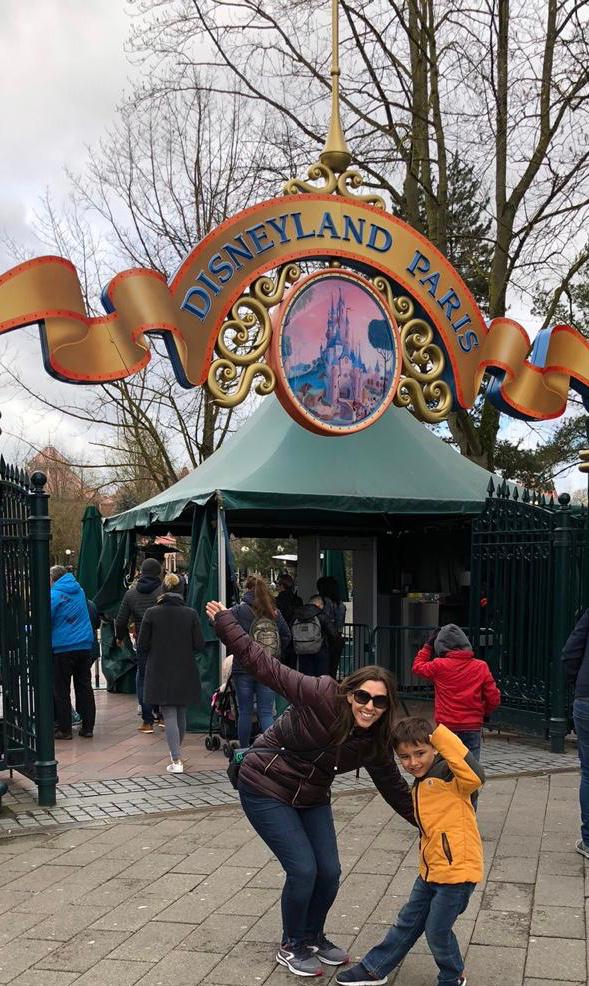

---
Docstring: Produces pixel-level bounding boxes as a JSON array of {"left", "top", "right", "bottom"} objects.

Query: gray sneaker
[
  {"left": 575, "top": 839, "right": 589, "bottom": 859},
  {"left": 276, "top": 944, "right": 323, "bottom": 977},
  {"left": 309, "top": 934, "right": 350, "bottom": 966}
]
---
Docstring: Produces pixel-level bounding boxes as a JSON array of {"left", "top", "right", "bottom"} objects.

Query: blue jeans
[
  {"left": 136, "top": 652, "right": 154, "bottom": 726},
  {"left": 362, "top": 876, "right": 475, "bottom": 984},
  {"left": 573, "top": 697, "right": 589, "bottom": 844},
  {"left": 239, "top": 785, "right": 341, "bottom": 946},
  {"left": 453, "top": 729, "right": 482, "bottom": 810},
  {"left": 233, "top": 673, "right": 275, "bottom": 747}
]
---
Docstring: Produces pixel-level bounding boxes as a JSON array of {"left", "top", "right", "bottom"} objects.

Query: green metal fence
[
  {"left": 470, "top": 483, "right": 589, "bottom": 752},
  {"left": 0, "top": 463, "right": 57, "bottom": 806},
  {"left": 338, "top": 486, "right": 589, "bottom": 752},
  {"left": 339, "top": 623, "right": 372, "bottom": 677}
]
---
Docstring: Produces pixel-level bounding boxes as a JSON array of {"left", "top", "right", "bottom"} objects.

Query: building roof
[{"left": 104, "top": 396, "right": 497, "bottom": 535}]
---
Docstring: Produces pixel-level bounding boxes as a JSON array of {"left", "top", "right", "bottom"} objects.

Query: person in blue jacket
[{"left": 50, "top": 565, "right": 95, "bottom": 740}]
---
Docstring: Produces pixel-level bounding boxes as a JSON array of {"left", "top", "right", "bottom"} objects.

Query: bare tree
[
  {"left": 129, "top": 0, "right": 589, "bottom": 468},
  {"left": 1, "top": 79, "right": 270, "bottom": 492}
]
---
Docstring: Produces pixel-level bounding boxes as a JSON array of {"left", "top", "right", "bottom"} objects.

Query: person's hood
[
  {"left": 157, "top": 592, "right": 185, "bottom": 606},
  {"left": 438, "top": 648, "right": 475, "bottom": 661},
  {"left": 52, "top": 573, "right": 82, "bottom": 596},
  {"left": 434, "top": 623, "right": 472, "bottom": 655},
  {"left": 136, "top": 575, "right": 162, "bottom": 594},
  {"left": 297, "top": 603, "right": 322, "bottom": 620}
]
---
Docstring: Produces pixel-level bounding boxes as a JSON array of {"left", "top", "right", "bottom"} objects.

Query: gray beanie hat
[
  {"left": 434, "top": 624, "right": 472, "bottom": 655},
  {"left": 141, "top": 557, "right": 162, "bottom": 578}
]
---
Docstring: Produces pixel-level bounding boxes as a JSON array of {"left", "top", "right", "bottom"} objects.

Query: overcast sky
[
  {"left": 0, "top": 1, "right": 581, "bottom": 494},
  {"left": 0, "top": 0, "right": 137, "bottom": 463}
]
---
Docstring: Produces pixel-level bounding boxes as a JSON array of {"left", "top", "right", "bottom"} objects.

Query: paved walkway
[
  {"left": 1, "top": 730, "right": 581, "bottom": 832},
  {"left": 0, "top": 771, "right": 585, "bottom": 985},
  {"left": 1, "top": 687, "right": 581, "bottom": 831}
]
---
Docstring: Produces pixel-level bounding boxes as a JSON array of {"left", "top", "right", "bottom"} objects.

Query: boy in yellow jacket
[{"left": 336, "top": 718, "right": 483, "bottom": 986}]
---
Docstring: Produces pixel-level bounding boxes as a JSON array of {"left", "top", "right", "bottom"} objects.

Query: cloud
[{"left": 0, "top": 0, "right": 137, "bottom": 270}]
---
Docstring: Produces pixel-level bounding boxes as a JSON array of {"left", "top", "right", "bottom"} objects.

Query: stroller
[{"left": 205, "top": 676, "right": 239, "bottom": 756}]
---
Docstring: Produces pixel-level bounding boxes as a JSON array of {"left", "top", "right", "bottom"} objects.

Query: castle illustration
[{"left": 285, "top": 288, "right": 387, "bottom": 421}]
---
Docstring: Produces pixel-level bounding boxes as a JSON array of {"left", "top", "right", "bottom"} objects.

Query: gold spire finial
[{"left": 320, "top": 0, "right": 352, "bottom": 174}]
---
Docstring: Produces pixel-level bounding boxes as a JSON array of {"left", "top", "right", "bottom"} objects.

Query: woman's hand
[{"left": 206, "top": 600, "right": 227, "bottom": 621}]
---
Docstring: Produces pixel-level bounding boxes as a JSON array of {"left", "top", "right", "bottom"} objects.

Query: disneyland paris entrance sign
[{"left": 1, "top": 192, "right": 588, "bottom": 433}]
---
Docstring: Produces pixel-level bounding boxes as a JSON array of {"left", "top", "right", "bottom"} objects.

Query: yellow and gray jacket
[{"left": 412, "top": 724, "right": 484, "bottom": 884}]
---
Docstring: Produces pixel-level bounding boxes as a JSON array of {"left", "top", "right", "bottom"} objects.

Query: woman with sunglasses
[{"left": 205, "top": 600, "right": 416, "bottom": 979}]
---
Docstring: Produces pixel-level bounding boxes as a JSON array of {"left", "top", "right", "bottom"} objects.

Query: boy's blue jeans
[
  {"left": 573, "top": 697, "right": 589, "bottom": 844},
  {"left": 362, "top": 876, "right": 475, "bottom": 984}
]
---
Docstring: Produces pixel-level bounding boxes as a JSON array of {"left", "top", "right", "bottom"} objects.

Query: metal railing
[{"left": 0, "top": 465, "right": 57, "bottom": 805}]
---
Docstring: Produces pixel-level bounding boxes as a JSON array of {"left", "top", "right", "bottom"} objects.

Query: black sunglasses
[{"left": 352, "top": 689, "right": 389, "bottom": 710}]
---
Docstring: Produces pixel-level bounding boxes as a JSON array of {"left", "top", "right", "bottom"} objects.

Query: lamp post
[{"left": 65, "top": 548, "right": 72, "bottom": 569}]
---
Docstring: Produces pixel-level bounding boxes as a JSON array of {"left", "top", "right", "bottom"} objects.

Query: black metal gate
[
  {"left": 469, "top": 481, "right": 589, "bottom": 751},
  {"left": 0, "top": 462, "right": 57, "bottom": 805}
]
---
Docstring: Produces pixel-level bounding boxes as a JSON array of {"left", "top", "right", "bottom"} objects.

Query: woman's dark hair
[
  {"left": 317, "top": 575, "right": 341, "bottom": 605},
  {"left": 391, "top": 717, "right": 433, "bottom": 750},
  {"left": 331, "top": 665, "right": 399, "bottom": 760},
  {"left": 245, "top": 574, "right": 276, "bottom": 620}
]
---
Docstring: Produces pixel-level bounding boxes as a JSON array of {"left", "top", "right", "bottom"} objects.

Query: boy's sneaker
[
  {"left": 138, "top": 722, "right": 154, "bottom": 734},
  {"left": 575, "top": 839, "right": 589, "bottom": 859},
  {"left": 335, "top": 963, "right": 387, "bottom": 985},
  {"left": 309, "top": 934, "right": 350, "bottom": 965},
  {"left": 276, "top": 944, "right": 323, "bottom": 976}
]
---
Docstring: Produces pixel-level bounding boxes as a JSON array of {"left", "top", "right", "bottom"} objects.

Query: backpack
[
  {"left": 249, "top": 614, "right": 281, "bottom": 660},
  {"left": 292, "top": 614, "right": 323, "bottom": 656}
]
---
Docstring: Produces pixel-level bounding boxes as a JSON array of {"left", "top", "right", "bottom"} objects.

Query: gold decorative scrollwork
[
  {"left": 372, "top": 278, "right": 414, "bottom": 324},
  {"left": 207, "top": 264, "right": 301, "bottom": 408},
  {"left": 372, "top": 277, "right": 452, "bottom": 423},
  {"left": 283, "top": 160, "right": 385, "bottom": 209}
]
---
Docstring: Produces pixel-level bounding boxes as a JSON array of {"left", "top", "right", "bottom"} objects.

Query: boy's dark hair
[{"left": 392, "top": 716, "right": 434, "bottom": 750}]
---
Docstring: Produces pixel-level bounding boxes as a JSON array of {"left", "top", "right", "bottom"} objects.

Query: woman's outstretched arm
[{"left": 207, "top": 602, "right": 335, "bottom": 710}]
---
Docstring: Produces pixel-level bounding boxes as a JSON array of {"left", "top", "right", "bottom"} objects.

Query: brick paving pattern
[
  {"left": 0, "top": 771, "right": 586, "bottom": 984},
  {"left": 0, "top": 734, "right": 580, "bottom": 832}
]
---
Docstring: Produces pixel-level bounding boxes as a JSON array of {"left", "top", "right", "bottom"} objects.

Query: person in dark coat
[
  {"left": 276, "top": 573, "right": 304, "bottom": 627},
  {"left": 562, "top": 609, "right": 589, "bottom": 858},
  {"left": 116, "top": 557, "right": 163, "bottom": 732},
  {"left": 138, "top": 574, "right": 204, "bottom": 773},
  {"left": 291, "top": 595, "right": 335, "bottom": 677},
  {"left": 276, "top": 573, "right": 303, "bottom": 670},
  {"left": 205, "top": 599, "right": 416, "bottom": 978},
  {"left": 317, "top": 576, "right": 346, "bottom": 678}
]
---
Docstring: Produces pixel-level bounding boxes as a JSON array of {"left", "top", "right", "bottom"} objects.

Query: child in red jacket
[{"left": 412, "top": 624, "right": 500, "bottom": 769}]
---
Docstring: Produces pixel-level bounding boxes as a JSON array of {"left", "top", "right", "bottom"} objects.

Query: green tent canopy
[{"left": 104, "top": 397, "right": 497, "bottom": 535}]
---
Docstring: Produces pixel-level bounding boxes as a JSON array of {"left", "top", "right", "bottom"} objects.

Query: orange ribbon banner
[{"left": 0, "top": 195, "right": 586, "bottom": 421}]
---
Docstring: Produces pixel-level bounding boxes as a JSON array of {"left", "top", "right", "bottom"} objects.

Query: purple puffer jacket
[{"left": 214, "top": 610, "right": 415, "bottom": 825}]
